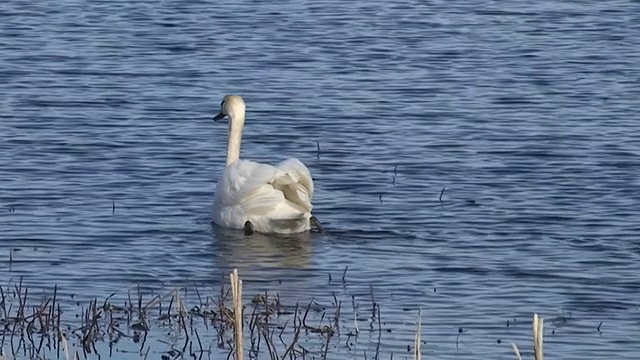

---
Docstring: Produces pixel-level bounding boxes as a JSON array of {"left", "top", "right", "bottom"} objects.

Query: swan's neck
[{"left": 226, "top": 115, "right": 244, "bottom": 166}]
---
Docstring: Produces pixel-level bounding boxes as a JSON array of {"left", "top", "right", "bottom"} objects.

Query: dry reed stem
[
  {"left": 512, "top": 313, "right": 543, "bottom": 360},
  {"left": 230, "top": 269, "right": 244, "bottom": 360},
  {"left": 142, "top": 288, "right": 177, "bottom": 311},
  {"left": 60, "top": 332, "right": 74, "bottom": 360},
  {"left": 413, "top": 309, "right": 422, "bottom": 360},
  {"left": 533, "top": 313, "right": 543, "bottom": 360},
  {"left": 511, "top": 343, "right": 523, "bottom": 360},
  {"left": 176, "top": 288, "right": 188, "bottom": 315}
]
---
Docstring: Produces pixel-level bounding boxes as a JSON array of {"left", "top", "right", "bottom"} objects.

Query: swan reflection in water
[{"left": 210, "top": 223, "right": 315, "bottom": 277}]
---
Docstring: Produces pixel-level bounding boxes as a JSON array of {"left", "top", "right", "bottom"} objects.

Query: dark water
[{"left": 1, "top": 0, "right": 640, "bottom": 358}]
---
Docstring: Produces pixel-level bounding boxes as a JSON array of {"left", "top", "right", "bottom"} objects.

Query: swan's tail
[{"left": 267, "top": 215, "right": 310, "bottom": 234}]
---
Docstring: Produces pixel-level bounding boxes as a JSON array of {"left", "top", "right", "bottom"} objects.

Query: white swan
[{"left": 210, "top": 95, "right": 321, "bottom": 235}]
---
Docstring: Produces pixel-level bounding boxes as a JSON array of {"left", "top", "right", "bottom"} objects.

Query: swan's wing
[
  {"left": 275, "top": 158, "right": 314, "bottom": 212},
  {"left": 216, "top": 160, "right": 280, "bottom": 209},
  {"left": 216, "top": 159, "right": 314, "bottom": 216}
]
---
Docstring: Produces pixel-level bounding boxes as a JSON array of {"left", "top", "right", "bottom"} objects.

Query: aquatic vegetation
[{"left": 0, "top": 271, "right": 544, "bottom": 360}]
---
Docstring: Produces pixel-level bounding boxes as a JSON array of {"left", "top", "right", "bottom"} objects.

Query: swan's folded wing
[
  {"left": 275, "top": 158, "right": 314, "bottom": 212},
  {"left": 216, "top": 160, "right": 279, "bottom": 207},
  {"left": 237, "top": 183, "right": 286, "bottom": 216}
]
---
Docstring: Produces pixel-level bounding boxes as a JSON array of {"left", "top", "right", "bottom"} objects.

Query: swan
[{"left": 210, "top": 95, "right": 322, "bottom": 235}]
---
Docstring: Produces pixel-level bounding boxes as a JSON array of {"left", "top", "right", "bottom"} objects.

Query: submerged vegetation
[{"left": 0, "top": 271, "right": 544, "bottom": 360}]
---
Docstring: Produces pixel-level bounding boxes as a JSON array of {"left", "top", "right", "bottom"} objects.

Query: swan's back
[{"left": 212, "top": 159, "right": 314, "bottom": 234}]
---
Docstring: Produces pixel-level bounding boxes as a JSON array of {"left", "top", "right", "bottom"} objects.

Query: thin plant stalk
[
  {"left": 230, "top": 269, "right": 244, "bottom": 360},
  {"left": 512, "top": 313, "right": 543, "bottom": 360},
  {"left": 533, "top": 313, "right": 543, "bottom": 360},
  {"left": 413, "top": 309, "right": 422, "bottom": 360}
]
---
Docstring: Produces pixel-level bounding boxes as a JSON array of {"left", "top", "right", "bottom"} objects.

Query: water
[{"left": 1, "top": 0, "right": 640, "bottom": 358}]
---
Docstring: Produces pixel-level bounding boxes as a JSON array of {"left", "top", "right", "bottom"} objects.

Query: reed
[
  {"left": 512, "top": 313, "right": 544, "bottom": 360},
  {"left": 230, "top": 269, "right": 244, "bottom": 360},
  {"left": 60, "top": 331, "right": 75, "bottom": 360},
  {"left": 413, "top": 309, "right": 422, "bottom": 360},
  {"left": 533, "top": 313, "right": 544, "bottom": 360}
]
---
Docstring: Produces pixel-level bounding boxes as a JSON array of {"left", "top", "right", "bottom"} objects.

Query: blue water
[{"left": 1, "top": 0, "right": 640, "bottom": 358}]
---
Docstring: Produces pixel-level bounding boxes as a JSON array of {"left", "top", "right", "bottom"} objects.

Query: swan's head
[{"left": 213, "top": 95, "right": 246, "bottom": 123}]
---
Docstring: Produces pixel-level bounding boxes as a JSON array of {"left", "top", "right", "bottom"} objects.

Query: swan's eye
[{"left": 220, "top": 100, "right": 226, "bottom": 109}]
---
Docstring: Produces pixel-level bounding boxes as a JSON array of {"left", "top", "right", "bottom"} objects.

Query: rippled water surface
[{"left": 2, "top": 0, "right": 640, "bottom": 358}]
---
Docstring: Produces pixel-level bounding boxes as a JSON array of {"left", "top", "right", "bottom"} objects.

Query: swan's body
[{"left": 211, "top": 95, "right": 316, "bottom": 235}]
